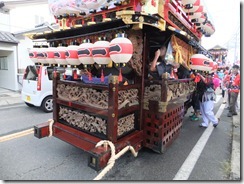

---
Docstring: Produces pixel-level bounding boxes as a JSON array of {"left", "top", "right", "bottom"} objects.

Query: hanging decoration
[
  {"left": 37, "top": 45, "right": 49, "bottom": 65},
  {"left": 46, "top": 47, "right": 57, "bottom": 66},
  {"left": 92, "top": 37, "right": 111, "bottom": 82},
  {"left": 28, "top": 45, "right": 40, "bottom": 65},
  {"left": 78, "top": 39, "right": 94, "bottom": 81},
  {"left": 54, "top": 44, "right": 69, "bottom": 67},
  {"left": 109, "top": 33, "right": 133, "bottom": 82},
  {"left": 190, "top": 54, "right": 213, "bottom": 71},
  {"left": 65, "top": 41, "right": 80, "bottom": 67}
]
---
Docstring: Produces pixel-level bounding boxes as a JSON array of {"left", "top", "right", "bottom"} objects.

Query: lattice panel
[{"left": 143, "top": 104, "right": 184, "bottom": 153}]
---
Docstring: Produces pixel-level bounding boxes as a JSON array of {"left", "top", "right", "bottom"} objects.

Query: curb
[{"left": 229, "top": 110, "right": 240, "bottom": 180}]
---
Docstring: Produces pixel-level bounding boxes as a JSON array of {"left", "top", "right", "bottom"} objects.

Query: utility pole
[{"left": 234, "top": 31, "right": 237, "bottom": 65}]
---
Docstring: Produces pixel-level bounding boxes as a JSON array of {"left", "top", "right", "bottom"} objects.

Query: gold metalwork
[
  {"left": 103, "top": 18, "right": 112, "bottom": 22},
  {"left": 143, "top": 100, "right": 149, "bottom": 110},
  {"left": 158, "top": 101, "right": 168, "bottom": 112},
  {"left": 87, "top": 21, "right": 96, "bottom": 25},
  {"left": 109, "top": 75, "right": 119, "bottom": 84},
  {"left": 139, "top": 16, "right": 144, "bottom": 22},
  {"left": 117, "top": 10, "right": 166, "bottom": 31}
]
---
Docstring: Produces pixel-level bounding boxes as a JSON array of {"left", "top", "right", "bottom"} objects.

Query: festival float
[
  {"left": 26, "top": 0, "right": 215, "bottom": 172},
  {"left": 208, "top": 45, "right": 228, "bottom": 70}
]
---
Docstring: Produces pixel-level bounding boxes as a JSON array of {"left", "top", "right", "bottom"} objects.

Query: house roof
[
  {"left": 0, "top": 31, "right": 19, "bottom": 44},
  {"left": 13, "top": 23, "right": 59, "bottom": 40},
  {"left": 208, "top": 45, "right": 228, "bottom": 51},
  {"left": 1, "top": 0, "right": 48, "bottom": 10}
]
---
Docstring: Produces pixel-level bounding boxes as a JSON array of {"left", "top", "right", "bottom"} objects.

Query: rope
[
  {"left": 93, "top": 140, "right": 138, "bottom": 180},
  {"left": 48, "top": 119, "right": 54, "bottom": 137},
  {"left": 172, "top": 35, "right": 183, "bottom": 64},
  {"left": 0, "top": 119, "right": 54, "bottom": 143},
  {"left": 0, "top": 128, "right": 34, "bottom": 143}
]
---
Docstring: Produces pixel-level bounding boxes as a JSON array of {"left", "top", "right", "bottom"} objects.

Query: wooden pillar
[
  {"left": 107, "top": 75, "right": 119, "bottom": 142},
  {"left": 139, "top": 32, "right": 149, "bottom": 130},
  {"left": 53, "top": 71, "right": 60, "bottom": 123},
  {"left": 161, "top": 79, "right": 168, "bottom": 102}
]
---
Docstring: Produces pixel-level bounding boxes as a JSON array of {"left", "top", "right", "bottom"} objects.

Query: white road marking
[
  {"left": 173, "top": 103, "right": 226, "bottom": 180},
  {"left": 215, "top": 94, "right": 222, "bottom": 104}
]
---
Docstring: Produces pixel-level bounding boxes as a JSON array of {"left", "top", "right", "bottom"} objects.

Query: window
[
  {"left": 0, "top": 57, "right": 8, "bottom": 70},
  {"left": 35, "top": 15, "right": 45, "bottom": 25},
  {"left": 23, "top": 65, "right": 38, "bottom": 80}
]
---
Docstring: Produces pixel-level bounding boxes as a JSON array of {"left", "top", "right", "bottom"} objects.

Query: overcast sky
[
  {"left": 4, "top": 0, "right": 240, "bottom": 62},
  {"left": 201, "top": 0, "right": 240, "bottom": 62}
]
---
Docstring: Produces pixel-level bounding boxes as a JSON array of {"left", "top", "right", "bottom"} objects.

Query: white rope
[
  {"left": 48, "top": 119, "right": 54, "bottom": 137},
  {"left": 0, "top": 119, "right": 54, "bottom": 143},
  {"left": 0, "top": 128, "right": 34, "bottom": 143},
  {"left": 93, "top": 140, "right": 138, "bottom": 180}
]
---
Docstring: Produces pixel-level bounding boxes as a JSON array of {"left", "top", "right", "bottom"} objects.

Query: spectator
[
  {"left": 217, "top": 70, "right": 225, "bottom": 80},
  {"left": 226, "top": 65, "right": 240, "bottom": 117},
  {"left": 222, "top": 69, "right": 231, "bottom": 104},
  {"left": 213, "top": 74, "right": 221, "bottom": 90},
  {"left": 189, "top": 71, "right": 201, "bottom": 121}
]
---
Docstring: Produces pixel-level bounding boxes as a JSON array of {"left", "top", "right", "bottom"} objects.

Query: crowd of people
[{"left": 148, "top": 44, "right": 240, "bottom": 128}]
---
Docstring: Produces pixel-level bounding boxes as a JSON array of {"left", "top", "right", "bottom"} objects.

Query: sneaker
[
  {"left": 191, "top": 116, "right": 199, "bottom": 121},
  {"left": 227, "top": 112, "right": 232, "bottom": 117},
  {"left": 199, "top": 123, "right": 208, "bottom": 128},
  {"left": 189, "top": 114, "right": 196, "bottom": 118},
  {"left": 213, "top": 118, "right": 220, "bottom": 128},
  {"left": 232, "top": 112, "right": 238, "bottom": 115}
]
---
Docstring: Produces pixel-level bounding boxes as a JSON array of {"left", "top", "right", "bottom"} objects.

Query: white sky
[
  {"left": 201, "top": 0, "right": 240, "bottom": 62},
  {"left": 3, "top": 0, "right": 241, "bottom": 62}
]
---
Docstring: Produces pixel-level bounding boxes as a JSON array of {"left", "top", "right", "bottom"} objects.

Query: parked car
[{"left": 21, "top": 65, "right": 53, "bottom": 112}]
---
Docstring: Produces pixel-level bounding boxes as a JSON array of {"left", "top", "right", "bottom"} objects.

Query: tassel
[
  {"left": 73, "top": 70, "right": 78, "bottom": 80},
  {"left": 118, "top": 68, "right": 123, "bottom": 82},
  {"left": 88, "top": 70, "right": 92, "bottom": 81},
  {"left": 195, "top": 75, "right": 201, "bottom": 83},
  {"left": 101, "top": 69, "right": 104, "bottom": 82}
]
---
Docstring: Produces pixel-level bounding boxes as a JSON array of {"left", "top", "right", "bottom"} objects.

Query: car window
[
  {"left": 47, "top": 67, "right": 53, "bottom": 80},
  {"left": 24, "top": 66, "right": 38, "bottom": 80}
]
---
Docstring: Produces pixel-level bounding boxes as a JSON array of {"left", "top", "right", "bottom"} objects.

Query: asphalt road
[{"left": 0, "top": 96, "right": 233, "bottom": 180}]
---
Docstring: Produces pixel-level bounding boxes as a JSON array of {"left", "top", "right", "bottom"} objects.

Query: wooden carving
[
  {"left": 118, "top": 114, "right": 135, "bottom": 136},
  {"left": 59, "top": 106, "right": 135, "bottom": 136},
  {"left": 118, "top": 89, "right": 139, "bottom": 109},
  {"left": 59, "top": 106, "right": 107, "bottom": 135},
  {"left": 144, "top": 84, "right": 162, "bottom": 101},
  {"left": 57, "top": 84, "right": 139, "bottom": 109},
  {"left": 57, "top": 84, "right": 109, "bottom": 109},
  {"left": 127, "top": 30, "right": 143, "bottom": 76}
]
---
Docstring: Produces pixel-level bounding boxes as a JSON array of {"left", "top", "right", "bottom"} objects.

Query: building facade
[{"left": 0, "top": 2, "right": 54, "bottom": 91}]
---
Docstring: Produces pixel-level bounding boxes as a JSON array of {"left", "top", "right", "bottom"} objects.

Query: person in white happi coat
[{"left": 195, "top": 72, "right": 219, "bottom": 128}]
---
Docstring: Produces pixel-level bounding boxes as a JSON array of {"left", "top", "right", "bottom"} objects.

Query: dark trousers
[
  {"left": 228, "top": 91, "right": 239, "bottom": 114},
  {"left": 192, "top": 92, "right": 200, "bottom": 112},
  {"left": 222, "top": 89, "right": 225, "bottom": 98}
]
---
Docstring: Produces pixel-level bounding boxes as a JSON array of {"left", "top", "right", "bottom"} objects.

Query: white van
[{"left": 21, "top": 65, "right": 53, "bottom": 112}]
